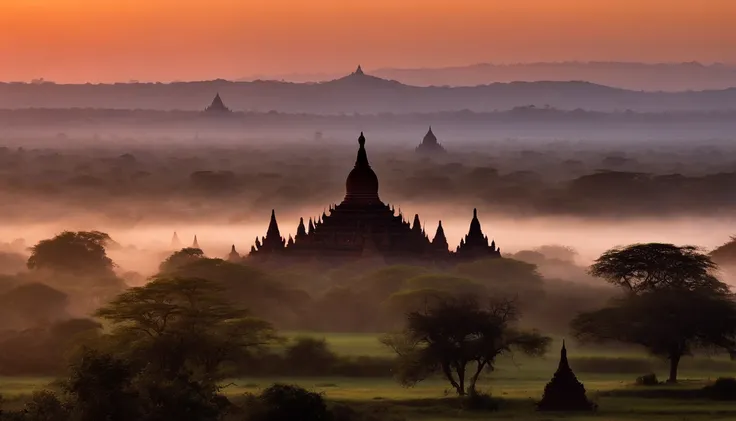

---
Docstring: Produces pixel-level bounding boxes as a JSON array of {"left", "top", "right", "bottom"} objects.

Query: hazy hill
[
  {"left": 244, "top": 62, "right": 736, "bottom": 92},
  {"left": 2, "top": 68, "right": 736, "bottom": 113}
]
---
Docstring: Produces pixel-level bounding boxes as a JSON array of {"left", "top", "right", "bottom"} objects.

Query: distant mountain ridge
[
  {"left": 242, "top": 62, "right": 736, "bottom": 92},
  {"left": 1, "top": 67, "right": 735, "bottom": 113}
]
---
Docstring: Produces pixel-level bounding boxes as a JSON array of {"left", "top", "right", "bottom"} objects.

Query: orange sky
[{"left": 1, "top": 0, "right": 734, "bottom": 83}]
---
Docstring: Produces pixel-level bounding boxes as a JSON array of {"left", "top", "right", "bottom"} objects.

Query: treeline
[
  {"left": 2, "top": 107, "right": 736, "bottom": 127},
  {"left": 0, "top": 145, "right": 736, "bottom": 223},
  {"left": 1, "top": 231, "right": 736, "bottom": 419}
]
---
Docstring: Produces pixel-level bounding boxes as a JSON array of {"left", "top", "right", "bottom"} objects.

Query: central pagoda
[{"left": 249, "top": 133, "right": 500, "bottom": 264}]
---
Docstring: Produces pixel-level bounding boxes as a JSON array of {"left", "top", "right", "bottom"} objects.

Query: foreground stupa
[
  {"left": 249, "top": 133, "right": 500, "bottom": 265},
  {"left": 537, "top": 341, "right": 595, "bottom": 411}
]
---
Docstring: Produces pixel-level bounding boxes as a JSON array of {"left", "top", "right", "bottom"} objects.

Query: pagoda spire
[
  {"left": 227, "top": 244, "right": 240, "bottom": 262},
  {"left": 296, "top": 217, "right": 307, "bottom": 239},
  {"left": 257, "top": 209, "right": 286, "bottom": 252},
  {"left": 354, "top": 65, "right": 364, "bottom": 75},
  {"left": 411, "top": 214, "right": 422, "bottom": 234},
  {"left": 308, "top": 217, "right": 315, "bottom": 234},
  {"left": 537, "top": 340, "right": 595, "bottom": 411},
  {"left": 171, "top": 231, "right": 182, "bottom": 250},
  {"left": 343, "top": 132, "right": 380, "bottom": 205},
  {"left": 432, "top": 221, "right": 449, "bottom": 251},
  {"left": 267, "top": 209, "right": 281, "bottom": 238},
  {"left": 416, "top": 125, "right": 446, "bottom": 154},
  {"left": 192, "top": 235, "right": 200, "bottom": 249},
  {"left": 204, "top": 92, "right": 232, "bottom": 113}
]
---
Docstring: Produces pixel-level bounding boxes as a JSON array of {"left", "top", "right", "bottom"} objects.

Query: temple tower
[
  {"left": 343, "top": 132, "right": 381, "bottom": 205},
  {"left": 171, "top": 232, "right": 182, "bottom": 250},
  {"left": 432, "top": 221, "right": 449, "bottom": 252},
  {"left": 252, "top": 210, "right": 286, "bottom": 254},
  {"left": 455, "top": 209, "right": 500, "bottom": 259},
  {"left": 204, "top": 93, "right": 232, "bottom": 113},
  {"left": 227, "top": 245, "right": 240, "bottom": 262},
  {"left": 416, "top": 126, "right": 446, "bottom": 155}
]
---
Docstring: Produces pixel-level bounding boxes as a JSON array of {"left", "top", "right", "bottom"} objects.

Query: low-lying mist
[{"left": 0, "top": 130, "right": 733, "bottom": 279}]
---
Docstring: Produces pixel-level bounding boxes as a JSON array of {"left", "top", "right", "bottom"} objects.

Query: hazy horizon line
[{"left": 5, "top": 60, "right": 736, "bottom": 86}]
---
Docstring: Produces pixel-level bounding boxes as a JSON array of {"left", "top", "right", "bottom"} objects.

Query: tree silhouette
[
  {"left": 95, "top": 276, "right": 277, "bottom": 381},
  {"left": 589, "top": 243, "right": 726, "bottom": 294},
  {"left": 575, "top": 243, "right": 736, "bottom": 382},
  {"left": 27, "top": 231, "right": 115, "bottom": 277},
  {"left": 382, "top": 296, "right": 550, "bottom": 396},
  {"left": 572, "top": 289, "right": 736, "bottom": 382}
]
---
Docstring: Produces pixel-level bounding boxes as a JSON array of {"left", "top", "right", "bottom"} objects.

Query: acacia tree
[
  {"left": 381, "top": 296, "right": 550, "bottom": 396},
  {"left": 575, "top": 243, "right": 736, "bottom": 382},
  {"left": 572, "top": 289, "right": 736, "bottom": 383},
  {"left": 95, "top": 276, "right": 277, "bottom": 382},
  {"left": 589, "top": 243, "right": 726, "bottom": 294}
]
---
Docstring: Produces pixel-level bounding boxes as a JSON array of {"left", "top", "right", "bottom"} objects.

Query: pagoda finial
[
  {"left": 432, "top": 220, "right": 449, "bottom": 251},
  {"left": 355, "top": 65, "right": 364, "bottom": 75},
  {"left": 358, "top": 132, "right": 365, "bottom": 147},
  {"left": 412, "top": 214, "right": 422, "bottom": 232},
  {"left": 473, "top": 208, "right": 478, "bottom": 218},
  {"left": 296, "top": 217, "right": 307, "bottom": 239},
  {"left": 192, "top": 235, "right": 200, "bottom": 249},
  {"left": 171, "top": 231, "right": 181, "bottom": 249},
  {"left": 228, "top": 244, "right": 240, "bottom": 262}
]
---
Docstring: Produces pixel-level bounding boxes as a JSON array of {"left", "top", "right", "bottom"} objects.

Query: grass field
[{"left": 1, "top": 333, "right": 735, "bottom": 420}]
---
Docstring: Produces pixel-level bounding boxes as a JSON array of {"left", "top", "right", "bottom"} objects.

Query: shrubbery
[{"left": 703, "top": 377, "right": 736, "bottom": 401}]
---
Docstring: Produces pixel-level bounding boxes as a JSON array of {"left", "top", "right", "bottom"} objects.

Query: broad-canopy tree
[
  {"left": 575, "top": 243, "right": 736, "bottom": 382},
  {"left": 95, "top": 276, "right": 277, "bottom": 382},
  {"left": 589, "top": 243, "right": 726, "bottom": 294},
  {"left": 572, "top": 289, "right": 736, "bottom": 383},
  {"left": 158, "top": 247, "right": 205, "bottom": 274},
  {"left": 28, "top": 231, "right": 115, "bottom": 277},
  {"left": 382, "top": 296, "right": 550, "bottom": 396},
  {"left": 161, "top": 257, "right": 311, "bottom": 328}
]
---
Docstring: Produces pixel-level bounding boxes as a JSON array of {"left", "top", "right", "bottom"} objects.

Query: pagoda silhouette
[
  {"left": 537, "top": 341, "right": 596, "bottom": 411},
  {"left": 204, "top": 93, "right": 232, "bottom": 114},
  {"left": 249, "top": 132, "right": 500, "bottom": 265},
  {"left": 416, "top": 126, "right": 446, "bottom": 155}
]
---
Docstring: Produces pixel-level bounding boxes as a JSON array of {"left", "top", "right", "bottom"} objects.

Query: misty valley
[{"left": 0, "top": 116, "right": 735, "bottom": 421}]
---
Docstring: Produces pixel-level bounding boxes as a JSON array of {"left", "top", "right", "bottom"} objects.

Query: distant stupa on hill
[
  {"left": 416, "top": 126, "right": 446, "bottom": 155},
  {"left": 204, "top": 93, "right": 232, "bottom": 114}
]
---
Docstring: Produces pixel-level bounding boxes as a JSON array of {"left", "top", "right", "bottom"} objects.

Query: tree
[
  {"left": 0, "top": 283, "right": 68, "bottom": 330},
  {"left": 64, "top": 348, "right": 140, "bottom": 421},
  {"left": 158, "top": 248, "right": 205, "bottom": 274},
  {"left": 572, "top": 289, "right": 736, "bottom": 383},
  {"left": 27, "top": 231, "right": 115, "bottom": 277},
  {"left": 711, "top": 236, "right": 736, "bottom": 268},
  {"left": 381, "top": 296, "right": 550, "bottom": 396},
  {"left": 589, "top": 243, "right": 727, "bottom": 294},
  {"left": 95, "top": 276, "right": 277, "bottom": 382},
  {"left": 162, "top": 258, "right": 310, "bottom": 329}
]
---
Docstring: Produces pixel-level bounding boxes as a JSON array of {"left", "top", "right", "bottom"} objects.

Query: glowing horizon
[{"left": 1, "top": 0, "right": 734, "bottom": 83}]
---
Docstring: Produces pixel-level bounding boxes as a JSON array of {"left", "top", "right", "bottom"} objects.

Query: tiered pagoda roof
[{"left": 249, "top": 132, "right": 499, "bottom": 265}]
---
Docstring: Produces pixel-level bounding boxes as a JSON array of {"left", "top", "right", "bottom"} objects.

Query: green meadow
[{"left": 2, "top": 332, "right": 734, "bottom": 420}]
